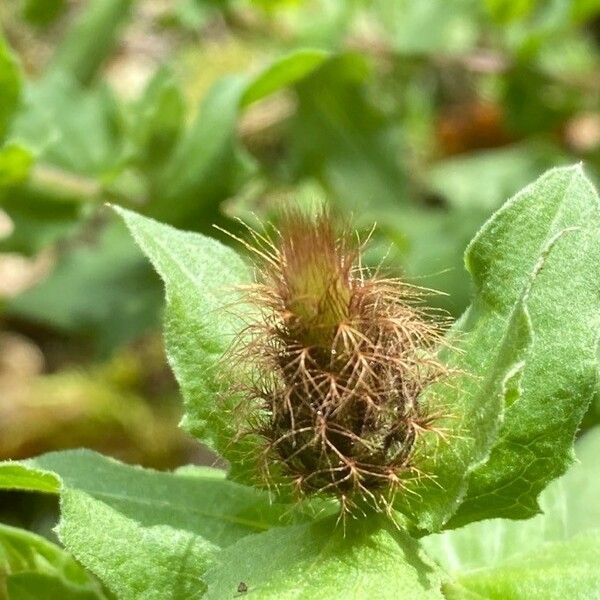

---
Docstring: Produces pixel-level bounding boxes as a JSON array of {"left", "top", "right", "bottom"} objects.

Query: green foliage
[
  {"left": 203, "top": 517, "right": 444, "bottom": 599},
  {"left": 424, "top": 427, "right": 600, "bottom": 598},
  {"left": 48, "top": 0, "right": 134, "bottom": 85},
  {"left": 392, "top": 166, "right": 600, "bottom": 532},
  {"left": 2, "top": 1, "right": 600, "bottom": 597},
  {"left": 7, "top": 221, "right": 162, "bottom": 355},
  {"left": 0, "top": 522, "right": 106, "bottom": 599},
  {"left": 0, "top": 450, "right": 320, "bottom": 598},
  {"left": 448, "top": 166, "right": 600, "bottom": 526},
  {"left": 115, "top": 207, "right": 254, "bottom": 471},
  {"left": 1, "top": 165, "right": 600, "bottom": 597},
  {"left": 0, "top": 37, "right": 21, "bottom": 141},
  {"left": 446, "top": 533, "right": 600, "bottom": 600}
]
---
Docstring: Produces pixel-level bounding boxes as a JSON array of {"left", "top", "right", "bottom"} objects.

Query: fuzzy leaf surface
[
  {"left": 58, "top": 489, "right": 215, "bottom": 600},
  {"left": 399, "top": 165, "right": 600, "bottom": 531},
  {"left": 115, "top": 207, "right": 254, "bottom": 469},
  {"left": 448, "top": 165, "right": 600, "bottom": 526},
  {"left": 0, "top": 450, "right": 314, "bottom": 598},
  {"left": 204, "top": 516, "right": 445, "bottom": 600},
  {"left": 423, "top": 427, "right": 600, "bottom": 575}
]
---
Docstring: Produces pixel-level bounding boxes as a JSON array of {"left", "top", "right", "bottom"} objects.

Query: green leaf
[
  {"left": 427, "top": 144, "right": 562, "bottom": 213},
  {"left": 290, "top": 53, "right": 409, "bottom": 213},
  {"left": 128, "top": 67, "right": 185, "bottom": 174},
  {"left": 0, "top": 451, "right": 315, "bottom": 598},
  {"left": 49, "top": 0, "right": 133, "bottom": 85},
  {"left": 422, "top": 427, "right": 600, "bottom": 573},
  {"left": 114, "top": 207, "right": 256, "bottom": 472},
  {"left": 1, "top": 450, "right": 308, "bottom": 546},
  {"left": 6, "top": 220, "right": 162, "bottom": 356},
  {"left": 12, "top": 74, "right": 123, "bottom": 176},
  {"left": 407, "top": 143, "right": 563, "bottom": 315},
  {"left": 485, "top": 0, "right": 537, "bottom": 23},
  {"left": 0, "top": 464, "right": 59, "bottom": 493},
  {"left": 149, "top": 75, "right": 249, "bottom": 227},
  {"left": 398, "top": 165, "right": 600, "bottom": 532},
  {"left": 240, "top": 48, "right": 329, "bottom": 107},
  {"left": 448, "top": 165, "right": 600, "bottom": 527},
  {"left": 58, "top": 489, "right": 215, "bottom": 599},
  {"left": 0, "top": 522, "right": 106, "bottom": 599},
  {"left": 372, "top": 0, "right": 480, "bottom": 55},
  {"left": 150, "top": 49, "right": 331, "bottom": 228},
  {"left": 0, "top": 188, "right": 80, "bottom": 255},
  {"left": 0, "top": 142, "right": 33, "bottom": 188},
  {"left": 22, "top": 0, "right": 67, "bottom": 28},
  {"left": 204, "top": 516, "right": 445, "bottom": 599},
  {"left": 0, "top": 36, "right": 21, "bottom": 141},
  {"left": 560, "top": 427, "right": 600, "bottom": 536},
  {"left": 446, "top": 531, "right": 600, "bottom": 600}
]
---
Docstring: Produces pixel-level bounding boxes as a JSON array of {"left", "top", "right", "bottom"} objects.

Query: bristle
[{"left": 225, "top": 210, "right": 451, "bottom": 518}]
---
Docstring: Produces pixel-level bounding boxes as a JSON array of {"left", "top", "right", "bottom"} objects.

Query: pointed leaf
[
  {"left": 448, "top": 165, "right": 600, "bottom": 527},
  {"left": 115, "top": 207, "right": 254, "bottom": 469},
  {"left": 400, "top": 166, "right": 600, "bottom": 531}
]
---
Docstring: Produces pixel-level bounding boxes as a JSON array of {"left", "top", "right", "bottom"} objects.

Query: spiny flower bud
[{"left": 230, "top": 210, "right": 450, "bottom": 517}]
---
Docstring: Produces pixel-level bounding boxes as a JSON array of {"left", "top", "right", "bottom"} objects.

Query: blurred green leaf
[
  {"left": 0, "top": 142, "right": 33, "bottom": 188},
  {"left": 49, "top": 0, "right": 133, "bottom": 86},
  {"left": 290, "top": 53, "right": 409, "bottom": 213},
  {"left": 445, "top": 531, "right": 600, "bottom": 600},
  {"left": 22, "top": 0, "right": 67, "bottom": 28},
  {"left": 7, "top": 220, "right": 163, "bottom": 355},
  {"left": 1, "top": 73, "right": 123, "bottom": 253},
  {"left": 0, "top": 189, "right": 80, "bottom": 255},
  {"left": 0, "top": 36, "right": 20, "bottom": 142},
  {"left": 149, "top": 49, "right": 340, "bottom": 229},
  {"left": 12, "top": 74, "right": 123, "bottom": 177},
  {"left": 149, "top": 75, "right": 250, "bottom": 227},
  {"left": 485, "top": 0, "right": 537, "bottom": 23},
  {"left": 128, "top": 68, "right": 185, "bottom": 175},
  {"left": 373, "top": 0, "right": 480, "bottom": 55},
  {"left": 427, "top": 144, "right": 561, "bottom": 213},
  {"left": 0, "top": 523, "right": 106, "bottom": 599},
  {"left": 241, "top": 48, "right": 329, "bottom": 107}
]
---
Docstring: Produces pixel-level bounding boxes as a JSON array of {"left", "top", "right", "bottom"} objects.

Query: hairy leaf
[
  {"left": 423, "top": 427, "right": 600, "bottom": 573},
  {"left": 399, "top": 166, "right": 600, "bottom": 531},
  {"left": 0, "top": 451, "right": 315, "bottom": 598},
  {"left": 204, "top": 516, "right": 445, "bottom": 599},
  {"left": 115, "top": 207, "right": 255, "bottom": 471},
  {"left": 58, "top": 489, "right": 215, "bottom": 600},
  {"left": 448, "top": 165, "right": 600, "bottom": 526}
]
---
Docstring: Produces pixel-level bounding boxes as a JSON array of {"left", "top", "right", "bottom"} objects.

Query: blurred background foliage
[{"left": 0, "top": 0, "right": 599, "bottom": 485}]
